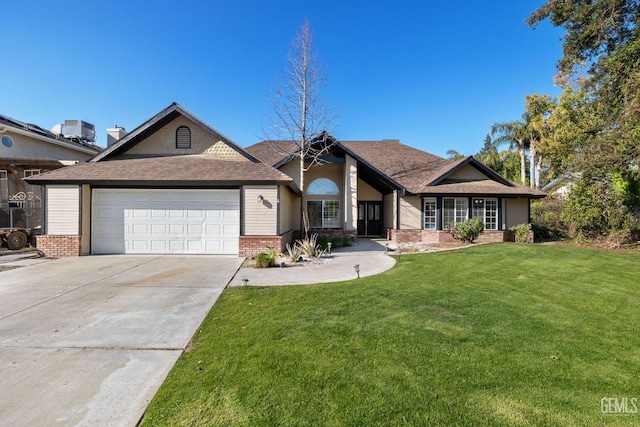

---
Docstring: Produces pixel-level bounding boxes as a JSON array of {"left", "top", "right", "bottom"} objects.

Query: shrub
[
  {"left": 531, "top": 197, "right": 568, "bottom": 240},
  {"left": 296, "top": 233, "right": 325, "bottom": 258},
  {"left": 254, "top": 246, "right": 279, "bottom": 268},
  {"left": 510, "top": 223, "right": 532, "bottom": 243},
  {"left": 563, "top": 177, "right": 639, "bottom": 239},
  {"left": 449, "top": 218, "right": 484, "bottom": 243},
  {"left": 285, "top": 242, "right": 302, "bottom": 263},
  {"left": 317, "top": 236, "right": 331, "bottom": 250}
]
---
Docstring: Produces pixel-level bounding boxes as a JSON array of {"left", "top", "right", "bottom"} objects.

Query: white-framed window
[
  {"left": 473, "top": 198, "right": 498, "bottom": 230},
  {"left": 307, "top": 178, "right": 340, "bottom": 229},
  {"left": 442, "top": 197, "right": 468, "bottom": 229},
  {"left": 308, "top": 200, "right": 340, "bottom": 228},
  {"left": 23, "top": 169, "right": 41, "bottom": 178},
  {"left": 423, "top": 197, "right": 437, "bottom": 230}
]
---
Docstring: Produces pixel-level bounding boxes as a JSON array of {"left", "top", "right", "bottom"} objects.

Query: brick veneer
[
  {"left": 384, "top": 228, "right": 518, "bottom": 244},
  {"left": 239, "top": 230, "right": 294, "bottom": 258},
  {"left": 36, "top": 235, "right": 81, "bottom": 258},
  {"left": 308, "top": 229, "right": 357, "bottom": 239}
]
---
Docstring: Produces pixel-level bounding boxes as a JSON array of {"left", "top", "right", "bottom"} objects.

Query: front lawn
[{"left": 142, "top": 244, "right": 640, "bottom": 426}]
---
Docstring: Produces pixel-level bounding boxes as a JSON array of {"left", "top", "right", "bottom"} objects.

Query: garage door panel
[{"left": 92, "top": 189, "right": 239, "bottom": 254}]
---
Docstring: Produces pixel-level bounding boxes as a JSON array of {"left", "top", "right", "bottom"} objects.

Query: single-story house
[
  {"left": 1, "top": 114, "right": 101, "bottom": 230},
  {"left": 27, "top": 103, "right": 545, "bottom": 258}
]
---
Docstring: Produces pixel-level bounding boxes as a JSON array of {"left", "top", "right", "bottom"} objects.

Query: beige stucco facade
[
  {"left": 1, "top": 129, "right": 97, "bottom": 163},
  {"left": 448, "top": 164, "right": 489, "bottom": 181},
  {"left": 279, "top": 185, "right": 294, "bottom": 234},
  {"left": 399, "top": 196, "right": 422, "bottom": 229},
  {"left": 505, "top": 197, "right": 530, "bottom": 228},
  {"left": 383, "top": 192, "right": 396, "bottom": 229},
  {"left": 124, "top": 116, "right": 248, "bottom": 161}
]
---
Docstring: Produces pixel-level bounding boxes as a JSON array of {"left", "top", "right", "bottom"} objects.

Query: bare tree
[{"left": 265, "top": 19, "right": 335, "bottom": 236}]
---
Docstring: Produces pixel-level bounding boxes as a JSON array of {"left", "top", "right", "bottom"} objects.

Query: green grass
[{"left": 142, "top": 244, "right": 640, "bottom": 426}]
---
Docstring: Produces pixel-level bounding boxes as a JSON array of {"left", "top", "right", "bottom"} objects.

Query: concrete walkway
[{"left": 229, "top": 238, "right": 397, "bottom": 286}]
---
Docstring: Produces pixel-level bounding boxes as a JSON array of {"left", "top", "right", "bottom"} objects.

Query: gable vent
[{"left": 176, "top": 126, "right": 191, "bottom": 149}]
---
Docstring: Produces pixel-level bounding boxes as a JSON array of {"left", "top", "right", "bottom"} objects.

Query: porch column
[{"left": 344, "top": 154, "right": 358, "bottom": 231}]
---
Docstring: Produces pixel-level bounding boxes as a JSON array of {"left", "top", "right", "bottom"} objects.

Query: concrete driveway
[{"left": 0, "top": 255, "right": 243, "bottom": 427}]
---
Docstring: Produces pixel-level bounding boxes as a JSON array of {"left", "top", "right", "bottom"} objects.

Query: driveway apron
[{"left": 0, "top": 255, "right": 242, "bottom": 427}]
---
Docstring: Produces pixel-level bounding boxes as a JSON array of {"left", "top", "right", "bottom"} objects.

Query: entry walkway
[{"left": 229, "top": 238, "right": 397, "bottom": 286}]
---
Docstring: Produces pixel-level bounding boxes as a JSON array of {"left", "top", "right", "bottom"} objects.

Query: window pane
[
  {"left": 443, "top": 198, "right": 455, "bottom": 229},
  {"left": 485, "top": 199, "right": 497, "bottom": 230},
  {"left": 455, "top": 198, "right": 468, "bottom": 223},
  {"left": 307, "top": 201, "right": 322, "bottom": 228},
  {"left": 307, "top": 178, "right": 339, "bottom": 195},
  {"left": 424, "top": 198, "right": 436, "bottom": 230},
  {"left": 324, "top": 201, "right": 340, "bottom": 228}
]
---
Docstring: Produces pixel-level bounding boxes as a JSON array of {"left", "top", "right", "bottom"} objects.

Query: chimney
[{"left": 107, "top": 125, "right": 127, "bottom": 146}]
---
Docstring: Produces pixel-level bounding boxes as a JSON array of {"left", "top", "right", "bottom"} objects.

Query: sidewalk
[{"left": 229, "top": 238, "right": 397, "bottom": 286}]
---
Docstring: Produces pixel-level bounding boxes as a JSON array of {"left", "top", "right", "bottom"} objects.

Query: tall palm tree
[
  {"left": 491, "top": 120, "right": 529, "bottom": 185},
  {"left": 525, "top": 94, "right": 555, "bottom": 189}
]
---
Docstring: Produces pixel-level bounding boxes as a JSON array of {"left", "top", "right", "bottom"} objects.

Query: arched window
[
  {"left": 176, "top": 126, "right": 191, "bottom": 149},
  {"left": 306, "top": 178, "right": 340, "bottom": 228},
  {"left": 307, "top": 178, "right": 340, "bottom": 195}
]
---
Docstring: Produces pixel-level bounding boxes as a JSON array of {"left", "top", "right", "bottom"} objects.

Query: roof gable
[
  {"left": 426, "top": 156, "right": 512, "bottom": 187},
  {"left": 92, "top": 103, "right": 258, "bottom": 163}
]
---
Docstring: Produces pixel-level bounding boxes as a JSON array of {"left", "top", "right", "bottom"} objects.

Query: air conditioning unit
[{"left": 63, "top": 120, "right": 96, "bottom": 142}]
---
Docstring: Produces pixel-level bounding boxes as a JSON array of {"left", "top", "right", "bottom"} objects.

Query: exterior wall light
[{"left": 257, "top": 195, "right": 264, "bottom": 203}]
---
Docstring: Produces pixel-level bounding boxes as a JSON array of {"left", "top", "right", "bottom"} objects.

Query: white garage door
[{"left": 92, "top": 189, "right": 239, "bottom": 254}]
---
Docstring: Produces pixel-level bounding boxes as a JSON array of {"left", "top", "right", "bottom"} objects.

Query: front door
[{"left": 357, "top": 201, "right": 382, "bottom": 236}]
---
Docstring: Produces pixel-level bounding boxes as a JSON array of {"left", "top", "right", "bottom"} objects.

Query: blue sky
[{"left": 3, "top": 1, "right": 562, "bottom": 158}]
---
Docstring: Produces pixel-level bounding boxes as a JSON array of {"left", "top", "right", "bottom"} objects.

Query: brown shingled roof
[
  {"left": 341, "top": 140, "right": 451, "bottom": 194},
  {"left": 244, "top": 140, "right": 299, "bottom": 167},
  {"left": 245, "top": 138, "right": 545, "bottom": 197},
  {"left": 26, "top": 155, "right": 293, "bottom": 185}
]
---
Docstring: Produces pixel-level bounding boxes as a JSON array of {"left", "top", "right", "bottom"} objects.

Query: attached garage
[{"left": 92, "top": 189, "right": 239, "bottom": 255}]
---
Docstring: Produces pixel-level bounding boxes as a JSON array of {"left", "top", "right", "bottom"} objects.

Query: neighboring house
[
  {"left": 28, "top": 103, "right": 545, "bottom": 258},
  {"left": 542, "top": 173, "right": 581, "bottom": 198},
  {"left": 1, "top": 114, "right": 101, "bottom": 230}
]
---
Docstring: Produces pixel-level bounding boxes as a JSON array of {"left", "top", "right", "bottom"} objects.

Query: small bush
[
  {"left": 297, "top": 233, "right": 324, "bottom": 258},
  {"left": 285, "top": 242, "right": 302, "bottom": 263},
  {"left": 450, "top": 218, "right": 484, "bottom": 243},
  {"left": 510, "top": 223, "right": 531, "bottom": 243},
  {"left": 254, "top": 246, "right": 279, "bottom": 268},
  {"left": 254, "top": 252, "right": 272, "bottom": 268},
  {"left": 531, "top": 197, "right": 569, "bottom": 240},
  {"left": 317, "top": 236, "right": 331, "bottom": 250}
]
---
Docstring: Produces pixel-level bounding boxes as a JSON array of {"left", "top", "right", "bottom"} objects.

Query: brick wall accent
[
  {"left": 239, "top": 230, "right": 295, "bottom": 258},
  {"left": 308, "top": 229, "right": 357, "bottom": 239},
  {"left": 384, "top": 228, "right": 512, "bottom": 244},
  {"left": 36, "top": 235, "right": 81, "bottom": 258}
]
